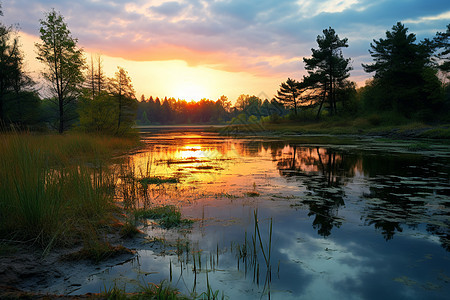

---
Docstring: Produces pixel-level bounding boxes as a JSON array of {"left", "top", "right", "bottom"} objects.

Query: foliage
[
  {"left": 35, "top": 9, "right": 85, "bottom": 133},
  {"left": 303, "top": 27, "right": 352, "bottom": 118},
  {"left": 85, "top": 54, "right": 107, "bottom": 100},
  {"left": 276, "top": 78, "right": 303, "bottom": 115},
  {"left": 79, "top": 66, "right": 138, "bottom": 136},
  {"left": 78, "top": 92, "right": 117, "bottom": 133},
  {"left": 0, "top": 16, "right": 33, "bottom": 127},
  {"left": 3, "top": 91, "right": 41, "bottom": 128},
  {"left": 362, "top": 22, "right": 440, "bottom": 119},
  {"left": 432, "top": 24, "right": 449, "bottom": 76},
  {"left": 136, "top": 95, "right": 287, "bottom": 125},
  {"left": 108, "top": 67, "right": 137, "bottom": 135}
]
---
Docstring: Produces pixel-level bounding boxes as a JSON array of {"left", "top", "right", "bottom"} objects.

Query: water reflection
[
  {"left": 275, "top": 146, "right": 359, "bottom": 237},
  {"left": 135, "top": 131, "right": 450, "bottom": 249},
  {"left": 94, "top": 130, "right": 450, "bottom": 299}
]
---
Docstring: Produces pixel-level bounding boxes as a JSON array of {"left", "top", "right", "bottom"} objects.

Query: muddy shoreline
[{"left": 0, "top": 226, "right": 174, "bottom": 298}]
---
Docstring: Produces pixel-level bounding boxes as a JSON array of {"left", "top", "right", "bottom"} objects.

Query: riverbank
[{"left": 215, "top": 120, "right": 450, "bottom": 141}]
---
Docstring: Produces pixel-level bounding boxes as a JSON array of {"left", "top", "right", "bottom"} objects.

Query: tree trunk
[
  {"left": 58, "top": 95, "right": 64, "bottom": 134},
  {"left": 316, "top": 84, "right": 327, "bottom": 120},
  {"left": 293, "top": 94, "right": 298, "bottom": 116},
  {"left": 0, "top": 95, "right": 4, "bottom": 126},
  {"left": 116, "top": 94, "right": 122, "bottom": 135}
]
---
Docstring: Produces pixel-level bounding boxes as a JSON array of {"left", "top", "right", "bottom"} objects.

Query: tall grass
[{"left": 0, "top": 133, "right": 136, "bottom": 251}]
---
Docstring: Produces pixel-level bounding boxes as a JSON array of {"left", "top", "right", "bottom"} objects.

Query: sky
[{"left": 1, "top": 0, "right": 449, "bottom": 103}]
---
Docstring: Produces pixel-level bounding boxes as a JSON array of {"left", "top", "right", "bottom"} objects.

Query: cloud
[
  {"left": 149, "top": 1, "right": 186, "bottom": 16},
  {"left": 2, "top": 0, "right": 449, "bottom": 81}
]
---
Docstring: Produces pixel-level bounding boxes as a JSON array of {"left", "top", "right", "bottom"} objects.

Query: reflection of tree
[
  {"left": 276, "top": 146, "right": 359, "bottom": 237},
  {"left": 427, "top": 222, "right": 450, "bottom": 251},
  {"left": 361, "top": 154, "right": 450, "bottom": 248}
]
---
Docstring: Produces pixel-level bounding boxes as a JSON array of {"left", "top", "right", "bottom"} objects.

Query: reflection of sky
[{"left": 71, "top": 132, "right": 450, "bottom": 298}]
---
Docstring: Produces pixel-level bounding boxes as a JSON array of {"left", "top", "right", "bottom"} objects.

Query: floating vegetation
[
  {"left": 135, "top": 205, "right": 194, "bottom": 228},
  {"left": 138, "top": 176, "right": 179, "bottom": 187},
  {"left": 407, "top": 142, "right": 431, "bottom": 151},
  {"left": 191, "top": 165, "right": 214, "bottom": 170},
  {"left": 246, "top": 191, "right": 261, "bottom": 197},
  {"left": 215, "top": 192, "right": 239, "bottom": 199}
]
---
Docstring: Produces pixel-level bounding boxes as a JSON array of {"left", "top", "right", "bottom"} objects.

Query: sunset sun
[{"left": 172, "top": 82, "right": 207, "bottom": 102}]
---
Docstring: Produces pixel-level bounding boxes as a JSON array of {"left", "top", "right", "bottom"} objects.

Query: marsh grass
[
  {"left": 99, "top": 280, "right": 189, "bottom": 300},
  {"left": 0, "top": 133, "right": 136, "bottom": 252},
  {"left": 233, "top": 210, "right": 273, "bottom": 297}
]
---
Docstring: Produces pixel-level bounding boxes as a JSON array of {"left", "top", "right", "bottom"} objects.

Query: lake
[{"left": 75, "top": 127, "right": 450, "bottom": 299}]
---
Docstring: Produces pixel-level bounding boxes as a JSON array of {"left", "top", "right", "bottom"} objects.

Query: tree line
[
  {"left": 276, "top": 23, "right": 450, "bottom": 123},
  {"left": 135, "top": 94, "right": 289, "bottom": 125},
  {"left": 1, "top": 2, "right": 449, "bottom": 133}
]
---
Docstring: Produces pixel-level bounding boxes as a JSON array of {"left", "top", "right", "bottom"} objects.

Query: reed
[{"left": 0, "top": 132, "right": 134, "bottom": 251}]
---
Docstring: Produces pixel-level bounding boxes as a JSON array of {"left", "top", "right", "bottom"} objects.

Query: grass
[
  {"left": 216, "top": 116, "right": 450, "bottom": 141},
  {"left": 97, "top": 280, "right": 192, "bottom": 299},
  {"left": 120, "top": 220, "right": 142, "bottom": 238},
  {"left": 0, "top": 132, "right": 137, "bottom": 252},
  {"left": 63, "top": 241, "right": 133, "bottom": 264},
  {"left": 135, "top": 205, "right": 194, "bottom": 229}
]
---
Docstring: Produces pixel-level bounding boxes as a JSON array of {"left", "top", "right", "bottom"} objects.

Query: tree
[
  {"left": 362, "top": 22, "right": 437, "bottom": 117},
  {"left": 78, "top": 92, "right": 117, "bottom": 133},
  {"left": 0, "top": 7, "right": 35, "bottom": 127},
  {"left": 276, "top": 78, "right": 303, "bottom": 115},
  {"left": 303, "top": 27, "right": 352, "bottom": 117},
  {"left": 108, "top": 67, "right": 136, "bottom": 134},
  {"left": 36, "top": 9, "right": 85, "bottom": 133},
  {"left": 433, "top": 24, "right": 450, "bottom": 76},
  {"left": 85, "top": 54, "right": 106, "bottom": 100}
]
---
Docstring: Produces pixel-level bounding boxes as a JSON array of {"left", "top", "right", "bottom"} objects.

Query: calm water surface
[{"left": 76, "top": 128, "right": 450, "bottom": 299}]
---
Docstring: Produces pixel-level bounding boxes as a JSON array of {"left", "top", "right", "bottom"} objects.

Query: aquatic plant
[
  {"left": 135, "top": 205, "right": 194, "bottom": 228},
  {"left": 138, "top": 176, "right": 179, "bottom": 187}
]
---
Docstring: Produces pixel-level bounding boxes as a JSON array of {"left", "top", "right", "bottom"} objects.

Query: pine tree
[
  {"left": 362, "top": 22, "right": 435, "bottom": 116},
  {"left": 433, "top": 24, "right": 450, "bottom": 75},
  {"left": 276, "top": 78, "right": 302, "bottom": 115},
  {"left": 303, "top": 27, "right": 352, "bottom": 117},
  {"left": 108, "top": 67, "right": 136, "bottom": 134}
]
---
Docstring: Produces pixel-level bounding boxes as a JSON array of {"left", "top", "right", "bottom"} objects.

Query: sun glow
[
  {"left": 18, "top": 32, "right": 281, "bottom": 104},
  {"left": 172, "top": 83, "right": 207, "bottom": 102}
]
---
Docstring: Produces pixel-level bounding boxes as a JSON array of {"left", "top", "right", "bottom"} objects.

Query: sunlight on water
[{"left": 72, "top": 129, "right": 450, "bottom": 299}]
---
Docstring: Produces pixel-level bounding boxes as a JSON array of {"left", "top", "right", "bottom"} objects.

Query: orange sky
[
  {"left": 20, "top": 31, "right": 286, "bottom": 103},
  {"left": 7, "top": 1, "right": 449, "bottom": 104}
]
